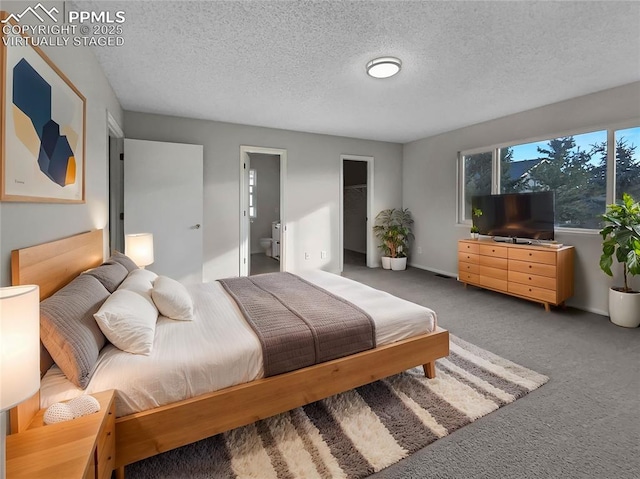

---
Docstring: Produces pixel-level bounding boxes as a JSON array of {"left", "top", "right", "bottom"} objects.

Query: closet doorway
[
  {"left": 239, "top": 146, "right": 287, "bottom": 277},
  {"left": 340, "top": 155, "right": 374, "bottom": 271}
]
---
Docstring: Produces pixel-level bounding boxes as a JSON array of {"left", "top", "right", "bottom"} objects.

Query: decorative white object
[
  {"left": 43, "top": 403, "right": 75, "bottom": 424},
  {"left": 390, "top": 257, "right": 408, "bottom": 271},
  {"left": 0, "top": 285, "right": 40, "bottom": 479},
  {"left": 44, "top": 395, "right": 101, "bottom": 425},
  {"left": 366, "top": 57, "right": 402, "bottom": 78},
  {"left": 381, "top": 257, "right": 391, "bottom": 270},
  {"left": 68, "top": 395, "right": 101, "bottom": 417},
  {"left": 125, "top": 233, "right": 154, "bottom": 268}
]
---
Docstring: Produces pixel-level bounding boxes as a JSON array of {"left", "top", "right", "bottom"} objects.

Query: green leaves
[
  {"left": 374, "top": 208, "right": 414, "bottom": 258},
  {"left": 599, "top": 193, "right": 640, "bottom": 292}
]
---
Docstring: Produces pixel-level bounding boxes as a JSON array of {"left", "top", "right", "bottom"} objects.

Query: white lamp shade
[
  {"left": 0, "top": 285, "right": 40, "bottom": 410},
  {"left": 125, "top": 233, "right": 154, "bottom": 267}
]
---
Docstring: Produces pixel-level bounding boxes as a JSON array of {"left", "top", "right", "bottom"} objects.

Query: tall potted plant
[
  {"left": 599, "top": 192, "right": 640, "bottom": 328},
  {"left": 374, "top": 208, "right": 414, "bottom": 271}
]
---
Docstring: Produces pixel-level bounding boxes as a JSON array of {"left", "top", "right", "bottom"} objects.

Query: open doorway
[
  {"left": 107, "top": 112, "right": 124, "bottom": 254},
  {"left": 340, "top": 155, "right": 374, "bottom": 271},
  {"left": 240, "top": 146, "right": 287, "bottom": 276}
]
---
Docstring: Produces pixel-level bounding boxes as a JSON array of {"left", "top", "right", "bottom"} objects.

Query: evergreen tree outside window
[{"left": 459, "top": 125, "right": 638, "bottom": 230}]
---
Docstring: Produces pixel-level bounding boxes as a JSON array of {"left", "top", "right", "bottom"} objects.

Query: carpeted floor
[
  {"left": 342, "top": 265, "right": 640, "bottom": 479},
  {"left": 127, "top": 336, "right": 547, "bottom": 478}
]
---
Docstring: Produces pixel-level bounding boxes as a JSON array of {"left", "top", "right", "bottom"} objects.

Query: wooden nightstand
[{"left": 6, "top": 390, "right": 116, "bottom": 479}]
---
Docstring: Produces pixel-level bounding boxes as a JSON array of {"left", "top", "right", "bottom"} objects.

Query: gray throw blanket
[{"left": 218, "top": 272, "right": 376, "bottom": 377}]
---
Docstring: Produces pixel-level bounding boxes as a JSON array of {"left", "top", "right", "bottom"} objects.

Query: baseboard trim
[{"left": 408, "top": 263, "right": 457, "bottom": 278}]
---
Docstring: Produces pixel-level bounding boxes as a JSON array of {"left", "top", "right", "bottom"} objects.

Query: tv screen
[{"left": 471, "top": 191, "right": 555, "bottom": 241}]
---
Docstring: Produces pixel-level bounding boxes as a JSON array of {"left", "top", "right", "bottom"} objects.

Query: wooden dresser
[{"left": 458, "top": 239, "right": 574, "bottom": 311}]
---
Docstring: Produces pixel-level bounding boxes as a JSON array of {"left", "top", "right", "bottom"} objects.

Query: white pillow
[
  {"left": 94, "top": 289, "right": 158, "bottom": 355},
  {"left": 119, "top": 268, "right": 158, "bottom": 295},
  {"left": 152, "top": 276, "right": 194, "bottom": 321}
]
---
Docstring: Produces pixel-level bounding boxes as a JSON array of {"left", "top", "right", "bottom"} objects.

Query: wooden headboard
[{"left": 10, "top": 229, "right": 104, "bottom": 432}]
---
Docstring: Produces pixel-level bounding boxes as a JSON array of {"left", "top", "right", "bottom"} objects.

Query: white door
[{"left": 124, "top": 139, "right": 204, "bottom": 284}]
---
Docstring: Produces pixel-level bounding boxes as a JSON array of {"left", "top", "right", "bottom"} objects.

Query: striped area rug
[{"left": 127, "top": 335, "right": 548, "bottom": 479}]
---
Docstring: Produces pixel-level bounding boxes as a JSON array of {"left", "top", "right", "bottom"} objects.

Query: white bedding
[{"left": 40, "top": 270, "right": 437, "bottom": 416}]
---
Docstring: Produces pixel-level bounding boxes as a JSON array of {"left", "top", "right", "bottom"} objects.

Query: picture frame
[{"left": 1, "top": 12, "right": 86, "bottom": 203}]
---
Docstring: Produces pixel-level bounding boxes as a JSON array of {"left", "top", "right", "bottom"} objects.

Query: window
[
  {"left": 461, "top": 151, "right": 493, "bottom": 220},
  {"left": 459, "top": 125, "right": 639, "bottom": 231},
  {"left": 249, "top": 168, "right": 257, "bottom": 219},
  {"left": 614, "top": 126, "right": 640, "bottom": 202}
]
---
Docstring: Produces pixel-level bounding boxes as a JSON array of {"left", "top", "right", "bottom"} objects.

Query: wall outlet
[
  {"left": 417, "top": 246, "right": 422, "bottom": 254},
  {"left": 320, "top": 251, "right": 327, "bottom": 259},
  {"left": 305, "top": 252, "right": 311, "bottom": 260}
]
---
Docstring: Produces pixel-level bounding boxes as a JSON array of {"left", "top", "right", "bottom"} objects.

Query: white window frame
[{"left": 457, "top": 120, "right": 639, "bottom": 233}]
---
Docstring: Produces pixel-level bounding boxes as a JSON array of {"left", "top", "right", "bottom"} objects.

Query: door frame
[
  {"left": 107, "top": 111, "right": 124, "bottom": 255},
  {"left": 339, "top": 154, "right": 375, "bottom": 271},
  {"left": 239, "top": 146, "right": 287, "bottom": 276}
]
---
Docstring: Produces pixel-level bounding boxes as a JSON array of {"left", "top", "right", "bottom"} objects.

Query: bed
[{"left": 10, "top": 230, "right": 450, "bottom": 478}]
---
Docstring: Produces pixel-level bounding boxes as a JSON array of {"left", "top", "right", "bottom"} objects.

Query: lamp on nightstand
[
  {"left": 0, "top": 285, "right": 40, "bottom": 479},
  {"left": 125, "top": 233, "right": 155, "bottom": 268}
]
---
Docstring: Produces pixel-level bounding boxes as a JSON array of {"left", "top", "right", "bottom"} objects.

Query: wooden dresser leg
[
  {"left": 115, "top": 466, "right": 126, "bottom": 479},
  {"left": 544, "top": 303, "right": 550, "bottom": 312},
  {"left": 423, "top": 362, "right": 436, "bottom": 379}
]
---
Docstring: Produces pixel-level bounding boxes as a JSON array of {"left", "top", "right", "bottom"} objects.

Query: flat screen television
[{"left": 471, "top": 191, "right": 555, "bottom": 242}]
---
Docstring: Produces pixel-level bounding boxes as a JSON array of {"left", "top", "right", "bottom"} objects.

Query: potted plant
[
  {"left": 374, "top": 209, "right": 394, "bottom": 269},
  {"left": 470, "top": 208, "right": 482, "bottom": 239},
  {"left": 599, "top": 192, "right": 640, "bottom": 328},
  {"left": 374, "top": 208, "right": 414, "bottom": 270}
]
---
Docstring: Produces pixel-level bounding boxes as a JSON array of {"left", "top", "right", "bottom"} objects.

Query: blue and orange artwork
[{"left": 12, "top": 58, "right": 77, "bottom": 187}]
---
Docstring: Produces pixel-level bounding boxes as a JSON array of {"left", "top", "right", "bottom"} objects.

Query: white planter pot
[
  {"left": 608, "top": 288, "right": 640, "bottom": 328},
  {"left": 470, "top": 232, "right": 479, "bottom": 239},
  {"left": 381, "top": 256, "right": 391, "bottom": 270},
  {"left": 390, "top": 257, "right": 407, "bottom": 271}
]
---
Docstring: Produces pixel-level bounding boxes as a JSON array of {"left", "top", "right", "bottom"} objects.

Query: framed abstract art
[{"left": 1, "top": 12, "right": 86, "bottom": 203}]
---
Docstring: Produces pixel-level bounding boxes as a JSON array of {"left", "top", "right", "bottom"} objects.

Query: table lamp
[
  {"left": 125, "top": 233, "right": 154, "bottom": 268},
  {"left": 0, "top": 285, "right": 40, "bottom": 479}
]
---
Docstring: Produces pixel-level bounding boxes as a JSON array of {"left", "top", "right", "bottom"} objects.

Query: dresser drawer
[
  {"left": 459, "top": 272, "right": 479, "bottom": 284},
  {"left": 479, "top": 255, "right": 508, "bottom": 270},
  {"left": 509, "top": 271, "right": 557, "bottom": 290},
  {"left": 479, "top": 265, "right": 508, "bottom": 281},
  {"left": 509, "top": 259, "right": 557, "bottom": 278},
  {"left": 479, "top": 244, "right": 508, "bottom": 258},
  {"left": 458, "top": 242, "right": 479, "bottom": 254},
  {"left": 509, "top": 282, "right": 557, "bottom": 303},
  {"left": 459, "top": 262, "right": 479, "bottom": 274},
  {"left": 96, "top": 401, "right": 115, "bottom": 479},
  {"left": 479, "top": 275, "right": 508, "bottom": 292},
  {"left": 509, "top": 248, "right": 556, "bottom": 265},
  {"left": 458, "top": 251, "right": 479, "bottom": 264}
]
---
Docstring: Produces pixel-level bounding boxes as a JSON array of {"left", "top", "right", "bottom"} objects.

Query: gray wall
[
  {"left": 403, "top": 82, "right": 640, "bottom": 315},
  {"left": 0, "top": 1, "right": 123, "bottom": 286},
  {"left": 124, "top": 112, "right": 403, "bottom": 280},
  {"left": 249, "top": 153, "right": 280, "bottom": 254}
]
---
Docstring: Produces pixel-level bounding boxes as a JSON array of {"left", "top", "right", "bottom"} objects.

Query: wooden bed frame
[{"left": 11, "top": 230, "right": 450, "bottom": 478}]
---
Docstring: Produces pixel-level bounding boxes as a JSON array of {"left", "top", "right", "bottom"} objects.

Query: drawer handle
[
  {"left": 529, "top": 288, "right": 532, "bottom": 292},
  {"left": 108, "top": 411, "right": 113, "bottom": 415},
  {"left": 529, "top": 277, "right": 532, "bottom": 280},
  {"left": 492, "top": 249, "right": 495, "bottom": 252},
  {"left": 108, "top": 456, "right": 112, "bottom": 461},
  {"left": 529, "top": 265, "right": 532, "bottom": 269},
  {"left": 107, "top": 431, "right": 112, "bottom": 436},
  {"left": 529, "top": 253, "right": 532, "bottom": 256}
]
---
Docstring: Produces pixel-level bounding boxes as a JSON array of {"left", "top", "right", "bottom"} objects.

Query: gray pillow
[
  {"left": 83, "top": 261, "right": 128, "bottom": 293},
  {"left": 40, "top": 274, "right": 110, "bottom": 388},
  {"left": 110, "top": 251, "right": 139, "bottom": 273}
]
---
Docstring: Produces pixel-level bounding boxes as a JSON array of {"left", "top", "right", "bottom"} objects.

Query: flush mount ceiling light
[{"left": 366, "top": 57, "right": 402, "bottom": 79}]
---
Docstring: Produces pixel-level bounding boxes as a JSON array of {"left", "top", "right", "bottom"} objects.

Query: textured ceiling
[{"left": 79, "top": 0, "right": 640, "bottom": 143}]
